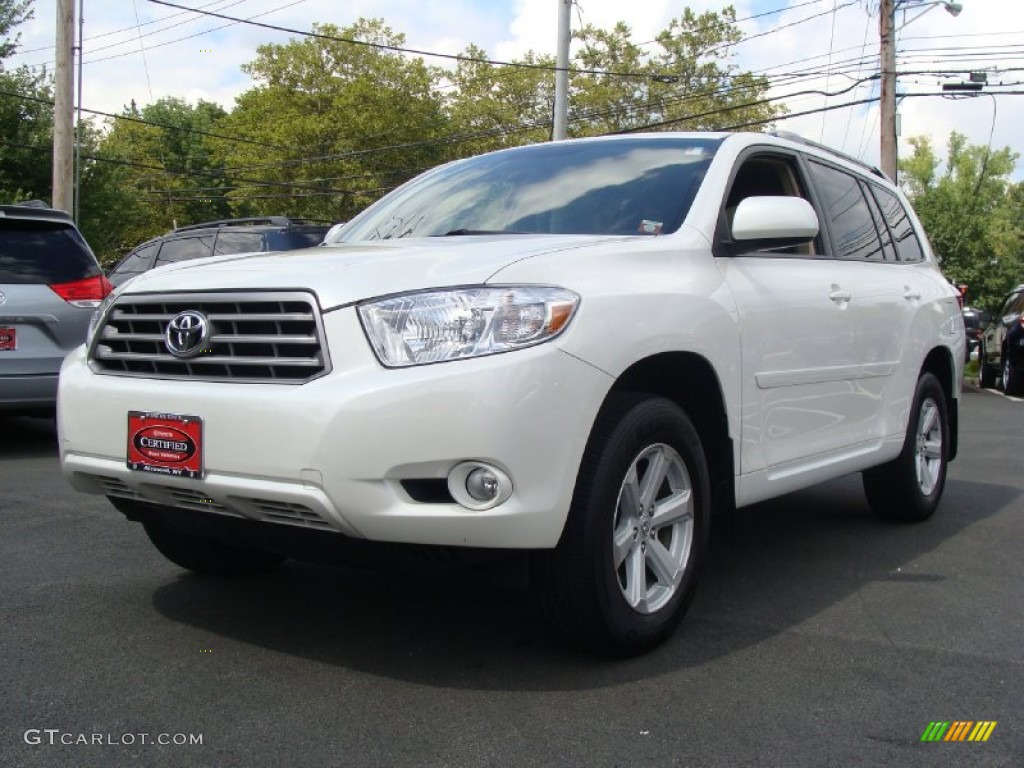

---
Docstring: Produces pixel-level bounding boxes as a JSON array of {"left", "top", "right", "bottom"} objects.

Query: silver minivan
[{"left": 0, "top": 203, "right": 111, "bottom": 415}]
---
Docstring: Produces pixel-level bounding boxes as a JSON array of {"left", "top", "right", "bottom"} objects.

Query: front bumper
[{"left": 59, "top": 307, "right": 611, "bottom": 549}]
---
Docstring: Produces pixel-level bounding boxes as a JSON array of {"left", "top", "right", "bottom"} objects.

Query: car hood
[{"left": 118, "top": 235, "right": 628, "bottom": 309}]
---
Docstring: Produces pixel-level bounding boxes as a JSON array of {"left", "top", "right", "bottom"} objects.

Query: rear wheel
[
  {"left": 533, "top": 394, "right": 709, "bottom": 656},
  {"left": 143, "top": 521, "right": 285, "bottom": 576},
  {"left": 863, "top": 372, "right": 948, "bottom": 522},
  {"left": 1003, "top": 354, "right": 1023, "bottom": 396},
  {"left": 978, "top": 343, "right": 996, "bottom": 388}
]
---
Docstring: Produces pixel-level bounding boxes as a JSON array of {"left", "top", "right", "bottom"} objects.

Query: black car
[
  {"left": 962, "top": 307, "right": 990, "bottom": 362},
  {"left": 979, "top": 284, "right": 1024, "bottom": 395},
  {"left": 107, "top": 216, "right": 332, "bottom": 287}
]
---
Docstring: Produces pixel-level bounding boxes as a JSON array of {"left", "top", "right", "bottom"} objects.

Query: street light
[
  {"left": 879, "top": 0, "right": 964, "bottom": 181},
  {"left": 896, "top": 1, "right": 962, "bottom": 32}
]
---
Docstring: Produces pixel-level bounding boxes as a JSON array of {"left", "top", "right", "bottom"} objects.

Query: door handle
[
  {"left": 903, "top": 287, "right": 921, "bottom": 301},
  {"left": 829, "top": 289, "right": 852, "bottom": 303}
]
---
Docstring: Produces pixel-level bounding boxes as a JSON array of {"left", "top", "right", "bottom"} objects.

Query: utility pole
[
  {"left": 552, "top": 0, "right": 571, "bottom": 141},
  {"left": 879, "top": 0, "right": 897, "bottom": 181},
  {"left": 53, "top": 0, "right": 75, "bottom": 213}
]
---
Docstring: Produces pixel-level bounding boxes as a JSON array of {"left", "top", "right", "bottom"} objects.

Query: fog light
[
  {"left": 466, "top": 467, "right": 499, "bottom": 501},
  {"left": 447, "top": 461, "right": 513, "bottom": 510}
]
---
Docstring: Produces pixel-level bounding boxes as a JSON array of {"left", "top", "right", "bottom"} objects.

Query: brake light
[{"left": 48, "top": 275, "right": 113, "bottom": 308}]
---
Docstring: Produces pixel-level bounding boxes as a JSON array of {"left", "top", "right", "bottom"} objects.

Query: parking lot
[{"left": 1, "top": 385, "right": 1022, "bottom": 767}]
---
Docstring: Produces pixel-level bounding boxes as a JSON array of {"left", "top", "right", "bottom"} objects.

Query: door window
[
  {"left": 807, "top": 161, "right": 884, "bottom": 261},
  {"left": 155, "top": 235, "right": 215, "bottom": 266},
  {"left": 867, "top": 184, "right": 924, "bottom": 263}
]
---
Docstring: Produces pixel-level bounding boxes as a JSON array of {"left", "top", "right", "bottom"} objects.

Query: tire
[
  {"left": 1003, "top": 354, "right": 1024, "bottom": 396},
  {"left": 532, "top": 394, "right": 710, "bottom": 656},
  {"left": 143, "top": 521, "right": 285, "bottom": 576},
  {"left": 978, "top": 343, "right": 996, "bottom": 389},
  {"left": 862, "top": 372, "right": 948, "bottom": 522}
]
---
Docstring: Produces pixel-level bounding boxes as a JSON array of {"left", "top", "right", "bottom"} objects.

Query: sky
[{"left": 5, "top": 0, "right": 1024, "bottom": 178}]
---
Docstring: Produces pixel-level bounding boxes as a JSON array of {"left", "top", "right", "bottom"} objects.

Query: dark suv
[
  {"left": 979, "top": 285, "right": 1024, "bottom": 395},
  {"left": 1, "top": 203, "right": 111, "bottom": 414},
  {"left": 962, "top": 307, "right": 990, "bottom": 362},
  {"left": 107, "top": 217, "right": 332, "bottom": 287}
]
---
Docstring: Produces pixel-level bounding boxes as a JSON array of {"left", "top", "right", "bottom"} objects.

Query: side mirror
[{"left": 729, "top": 196, "right": 819, "bottom": 252}]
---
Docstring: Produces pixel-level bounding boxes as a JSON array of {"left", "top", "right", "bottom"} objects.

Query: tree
[
  {"left": 0, "top": 0, "right": 33, "bottom": 65},
  {"left": 901, "top": 132, "right": 1022, "bottom": 312},
  {"left": 444, "top": 45, "right": 555, "bottom": 156},
  {"left": 0, "top": 67, "right": 52, "bottom": 201},
  {"left": 444, "top": 9, "right": 783, "bottom": 155},
  {"left": 214, "top": 19, "right": 452, "bottom": 222},
  {"left": 570, "top": 10, "right": 782, "bottom": 135},
  {"left": 82, "top": 98, "right": 234, "bottom": 262}
]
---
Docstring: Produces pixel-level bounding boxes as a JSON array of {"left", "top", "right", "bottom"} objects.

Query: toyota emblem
[{"left": 165, "top": 310, "right": 210, "bottom": 358}]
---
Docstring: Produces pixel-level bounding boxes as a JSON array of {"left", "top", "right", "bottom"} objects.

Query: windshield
[{"left": 334, "top": 137, "right": 721, "bottom": 242}]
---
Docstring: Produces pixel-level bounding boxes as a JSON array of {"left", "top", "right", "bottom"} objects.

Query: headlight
[{"left": 358, "top": 286, "right": 580, "bottom": 367}]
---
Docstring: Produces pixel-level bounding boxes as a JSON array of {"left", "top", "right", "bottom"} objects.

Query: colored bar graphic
[
  {"left": 945, "top": 721, "right": 973, "bottom": 741},
  {"left": 921, "top": 721, "right": 997, "bottom": 742},
  {"left": 921, "top": 722, "right": 950, "bottom": 742},
  {"left": 968, "top": 722, "right": 998, "bottom": 742}
]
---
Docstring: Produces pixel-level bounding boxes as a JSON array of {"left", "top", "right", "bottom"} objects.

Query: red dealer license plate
[
  {"left": 127, "top": 411, "right": 203, "bottom": 479},
  {"left": 0, "top": 327, "right": 15, "bottom": 351}
]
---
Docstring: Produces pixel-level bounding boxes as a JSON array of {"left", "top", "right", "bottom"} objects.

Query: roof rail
[
  {"left": 173, "top": 216, "right": 294, "bottom": 232},
  {"left": 770, "top": 131, "right": 888, "bottom": 181}
]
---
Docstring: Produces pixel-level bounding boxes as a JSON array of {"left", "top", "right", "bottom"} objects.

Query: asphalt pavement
[{"left": 1, "top": 386, "right": 1021, "bottom": 767}]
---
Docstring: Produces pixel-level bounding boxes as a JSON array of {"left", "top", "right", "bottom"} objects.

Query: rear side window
[
  {"left": 267, "top": 230, "right": 328, "bottom": 250},
  {"left": 807, "top": 161, "right": 884, "bottom": 261},
  {"left": 214, "top": 232, "right": 264, "bottom": 255},
  {"left": 109, "top": 242, "right": 158, "bottom": 283},
  {"left": 0, "top": 219, "right": 100, "bottom": 284},
  {"left": 155, "top": 235, "right": 215, "bottom": 266},
  {"left": 868, "top": 185, "right": 925, "bottom": 263}
]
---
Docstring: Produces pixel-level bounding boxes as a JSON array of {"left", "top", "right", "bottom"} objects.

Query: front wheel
[
  {"left": 533, "top": 395, "right": 710, "bottom": 656},
  {"left": 863, "top": 372, "right": 948, "bottom": 522}
]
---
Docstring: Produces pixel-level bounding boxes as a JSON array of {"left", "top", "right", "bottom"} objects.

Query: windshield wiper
[{"left": 439, "top": 229, "right": 524, "bottom": 237}]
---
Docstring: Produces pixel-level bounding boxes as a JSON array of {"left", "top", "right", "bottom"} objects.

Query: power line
[{"left": 0, "top": 87, "right": 292, "bottom": 150}]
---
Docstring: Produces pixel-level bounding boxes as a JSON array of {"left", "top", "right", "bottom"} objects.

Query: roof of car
[
  {"left": 171, "top": 216, "right": 330, "bottom": 234},
  {"left": 0, "top": 203, "right": 74, "bottom": 225}
]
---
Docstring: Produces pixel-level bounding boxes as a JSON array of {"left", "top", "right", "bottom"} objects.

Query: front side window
[
  {"left": 721, "top": 152, "right": 818, "bottom": 256},
  {"left": 807, "top": 161, "right": 884, "bottom": 261},
  {"left": 336, "top": 137, "right": 721, "bottom": 241}
]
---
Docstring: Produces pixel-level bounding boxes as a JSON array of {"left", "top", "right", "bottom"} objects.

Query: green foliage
[
  {"left": 0, "top": 0, "right": 33, "bottom": 65},
  {"left": 213, "top": 19, "right": 451, "bottom": 222},
  {"left": 0, "top": 66, "right": 51, "bottom": 202},
  {"left": 900, "top": 132, "right": 1022, "bottom": 312},
  {"left": 570, "top": 10, "right": 782, "bottom": 135},
  {"left": 444, "top": 8, "right": 783, "bottom": 152}
]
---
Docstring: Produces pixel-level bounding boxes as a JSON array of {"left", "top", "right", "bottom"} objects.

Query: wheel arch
[
  {"left": 920, "top": 345, "right": 958, "bottom": 461},
  {"left": 600, "top": 352, "right": 734, "bottom": 519}
]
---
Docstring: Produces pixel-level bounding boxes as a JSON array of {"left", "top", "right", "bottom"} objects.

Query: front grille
[
  {"left": 90, "top": 291, "right": 329, "bottom": 383},
  {"left": 245, "top": 498, "right": 332, "bottom": 529}
]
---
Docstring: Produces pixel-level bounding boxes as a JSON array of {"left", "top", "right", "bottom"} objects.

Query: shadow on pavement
[
  {"left": 0, "top": 414, "right": 59, "bottom": 459},
  {"left": 150, "top": 472, "right": 1019, "bottom": 691}
]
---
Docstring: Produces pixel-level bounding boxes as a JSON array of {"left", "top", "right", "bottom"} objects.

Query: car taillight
[{"left": 49, "top": 275, "right": 113, "bottom": 308}]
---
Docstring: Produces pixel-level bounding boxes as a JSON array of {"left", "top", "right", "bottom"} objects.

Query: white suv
[{"left": 59, "top": 132, "right": 964, "bottom": 655}]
